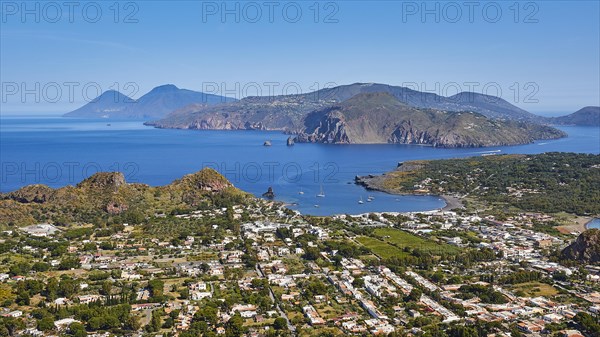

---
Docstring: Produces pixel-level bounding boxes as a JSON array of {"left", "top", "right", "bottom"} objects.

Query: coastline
[
  {"left": 355, "top": 174, "right": 464, "bottom": 212},
  {"left": 440, "top": 195, "right": 464, "bottom": 212},
  {"left": 585, "top": 218, "right": 600, "bottom": 230},
  {"left": 557, "top": 216, "right": 594, "bottom": 234}
]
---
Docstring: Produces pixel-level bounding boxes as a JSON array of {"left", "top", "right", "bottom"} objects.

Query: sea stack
[{"left": 262, "top": 187, "right": 275, "bottom": 199}]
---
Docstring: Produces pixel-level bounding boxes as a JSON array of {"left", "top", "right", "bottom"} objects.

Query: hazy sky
[{"left": 1, "top": 0, "right": 599, "bottom": 115}]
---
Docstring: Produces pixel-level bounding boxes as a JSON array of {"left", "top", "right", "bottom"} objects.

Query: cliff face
[
  {"left": 294, "top": 93, "right": 565, "bottom": 147},
  {"left": 561, "top": 229, "right": 600, "bottom": 263}
]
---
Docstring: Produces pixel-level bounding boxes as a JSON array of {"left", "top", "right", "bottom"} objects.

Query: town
[{"left": 0, "top": 199, "right": 598, "bottom": 337}]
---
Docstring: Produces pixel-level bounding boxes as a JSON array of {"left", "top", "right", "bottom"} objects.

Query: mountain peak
[
  {"left": 149, "top": 84, "right": 180, "bottom": 93},
  {"left": 76, "top": 172, "right": 126, "bottom": 190},
  {"left": 93, "top": 90, "right": 132, "bottom": 102},
  {"left": 552, "top": 106, "right": 600, "bottom": 126},
  {"left": 173, "top": 168, "right": 233, "bottom": 192}
]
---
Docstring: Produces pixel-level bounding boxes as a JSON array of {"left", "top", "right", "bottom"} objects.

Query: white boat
[
  {"left": 358, "top": 196, "right": 364, "bottom": 204},
  {"left": 314, "top": 204, "right": 320, "bottom": 208},
  {"left": 316, "top": 185, "right": 325, "bottom": 198},
  {"left": 298, "top": 188, "right": 304, "bottom": 195}
]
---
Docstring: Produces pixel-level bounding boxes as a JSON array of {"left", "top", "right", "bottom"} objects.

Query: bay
[{"left": 1, "top": 116, "right": 598, "bottom": 215}]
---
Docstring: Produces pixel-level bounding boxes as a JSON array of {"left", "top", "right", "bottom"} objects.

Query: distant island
[
  {"left": 293, "top": 92, "right": 564, "bottom": 147},
  {"left": 549, "top": 106, "right": 600, "bottom": 126},
  {"left": 63, "top": 84, "right": 235, "bottom": 119},
  {"left": 63, "top": 82, "right": 600, "bottom": 147}
]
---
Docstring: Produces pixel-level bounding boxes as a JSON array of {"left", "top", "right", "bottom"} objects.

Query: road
[{"left": 255, "top": 264, "right": 296, "bottom": 334}]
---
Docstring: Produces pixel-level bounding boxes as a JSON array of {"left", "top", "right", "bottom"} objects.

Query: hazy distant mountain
[
  {"left": 294, "top": 92, "right": 565, "bottom": 147},
  {"left": 550, "top": 106, "right": 600, "bottom": 126},
  {"left": 64, "top": 90, "right": 134, "bottom": 118},
  {"left": 314, "top": 83, "right": 543, "bottom": 122},
  {"left": 145, "top": 93, "right": 330, "bottom": 130},
  {"left": 148, "top": 82, "right": 545, "bottom": 131},
  {"left": 64, "top": 84, "right": 236, "bottom": 119}
]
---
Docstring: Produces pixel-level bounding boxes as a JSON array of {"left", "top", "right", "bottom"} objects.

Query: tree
[
  {"left": 225, "top": 313, "right": 245, "bottom": 337},
  {"left": 68, "top": 322, "right": 87, "bottom": 337},
  {"left": 406, "top": 288, "right": 422, "bottom": 302},
  {"left": 273, "top": 317, "right": 287, "bottom": 330},
  {"left": 147, "top": 310, "right": 162, "bottom": 332},
  {"left": 37, "top": 317, "right": 55, "bottom": 332},
  {"left": 352, "top": 277, "right": 365, "bottom": 288},
  {"left": 15, "top": 290, "right": 30, "bottom": 305},
  {"left": 101, "top": 281, "right": 112, "bottom": 296},
  {"left": 0, "top": 317, "right": 26, "bottom": 336},
  {"left": 58, "top": 278, "right": 79, "bottom": 298},
  {"left": 148, "top": 279, "right": 164, "bottom": 300},
  {"left": 32, "top": 262, "right": 50, "bottom": 272},
  {"left": 58, "top": 257, "right": 81, "bottom": 270},
  {"left": 44, "top": 278, "right": 59, "bottom": 301}
]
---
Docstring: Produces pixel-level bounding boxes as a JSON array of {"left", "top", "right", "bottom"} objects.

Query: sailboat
[
  {"left": 298, "top": 188, "right": 304, "bottom": 195},
  {"left": 367, "top": 195, "right": 374, "bottom": 202},
  {"left": 358, "top": 196, "right": 364, "bottom": 204},
  {"left": 316, "top": 185, "right": 325, "bottom": 198}
]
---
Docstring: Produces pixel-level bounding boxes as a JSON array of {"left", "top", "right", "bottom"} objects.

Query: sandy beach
[{"left": 557, "top": 216, "right": 593, "bottom": 234}]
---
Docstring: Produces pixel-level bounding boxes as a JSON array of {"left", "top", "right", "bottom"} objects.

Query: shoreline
[
  {"left": 557, "top": 216, "right": 597, "bottom": 234},
  {"left": 440, "top": 195, "right": 465, "bottom": 211},
  {"left": 585, "top": 218, "right": 600, "bottom": 230}
]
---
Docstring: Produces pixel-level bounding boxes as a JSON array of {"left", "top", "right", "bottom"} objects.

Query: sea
[
  {"left": 1, "top": 116, "right": 599, "bottom": 216},
  {"left": 586, "top": 219, "right": 600, "bottom": 230}
]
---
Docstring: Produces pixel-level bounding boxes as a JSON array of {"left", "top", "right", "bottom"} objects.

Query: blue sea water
[
  {"left": 1, "top": 116, "right": 599, "bottom": 215},
  {"left": 587, "top": 219, "right": 600, "bottom": 229}
]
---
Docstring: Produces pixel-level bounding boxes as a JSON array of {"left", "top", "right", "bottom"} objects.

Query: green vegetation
[
  {"left": 500, "top": 271, "right": 543, "bottom": 284},
  {"left": 0, "top": 168, "right": 252, "bottom": 228},
  {"left": 362, "top": 152, "right": 600, "bottom": 215},
  {"left": 457, "top": 284, "right": 508, "bottom": 304},
  {"left": 373, "top": 228, "right": 460, "bottom": 255},
  {"left": 297, "top": 92, "right": 564, "bottom": 146},
  {"left": 509, "top": 282, "right": 558, "bottom": 297},
  {"left": 355, "top": 236, "right": 406, "bottom": 259},
  {"left": 574, "top": 312, "right": 600, "bottom": 336}
]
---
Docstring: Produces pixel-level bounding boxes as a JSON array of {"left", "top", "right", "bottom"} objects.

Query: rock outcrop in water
[{"left": 262, "top": 187, "right": 275, "bottom": 199}]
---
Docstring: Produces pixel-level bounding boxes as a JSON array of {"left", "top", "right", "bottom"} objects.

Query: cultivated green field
[
  {"left": 356, "top": 236, "right": 407, "bottom": 259},
  {"left": 373, "top": 228, "right": 460, "bottom": 255}
]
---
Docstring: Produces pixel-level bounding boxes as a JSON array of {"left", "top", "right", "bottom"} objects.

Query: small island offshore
[{"left": 0, "top": 152, "right": 599, "bottom": 336}]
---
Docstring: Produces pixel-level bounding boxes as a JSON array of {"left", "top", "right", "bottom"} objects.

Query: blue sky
[{"left": 1, "top": 0, "right": 599, "bottom": 115}]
